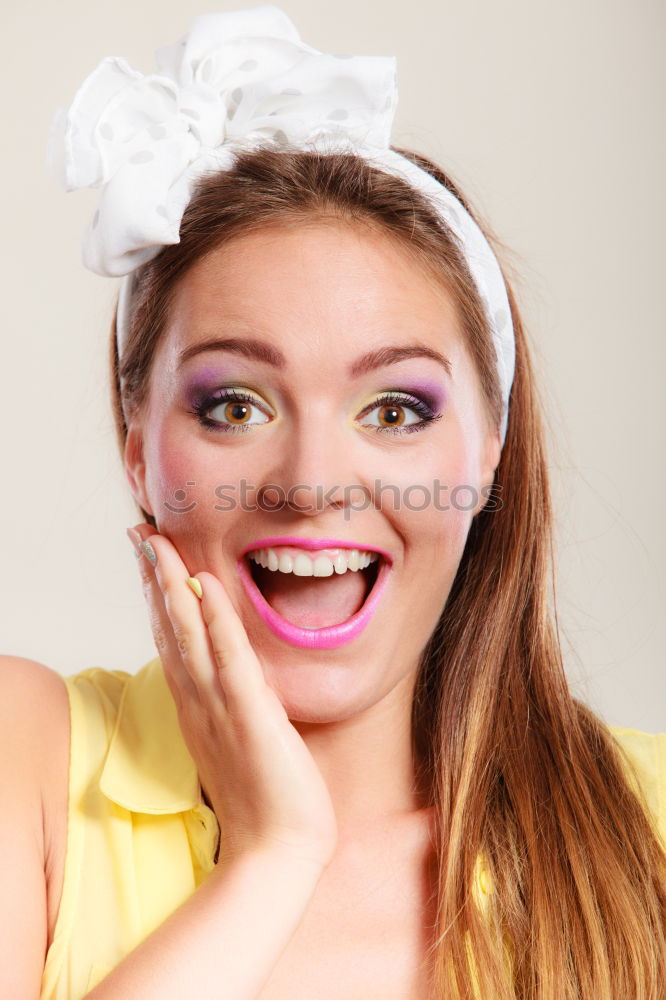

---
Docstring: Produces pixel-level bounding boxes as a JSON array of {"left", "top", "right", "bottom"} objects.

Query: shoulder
[
  {"left": 0, "top": 654, "right": 69, "bottom": 758},
  {"left": 0, "top": 655, "right": 137, "bottom": 819},
  {"left": 0, "top": 656, "right": 71, "bottom": 985},
  {"left": 0, "top": 655, "right": 137, "bottom": 964},
  {"left": 0, "top": 653, "right": 133, "bottom": 744},
  {"left": 0, "top": 651, "right": 67, "bottom": 697},
  {"left": 607, "top": 724, "right": 666, "bottom": 846},
  {"left": 0, "top": 655, "right": 71, "bottom": 852}
]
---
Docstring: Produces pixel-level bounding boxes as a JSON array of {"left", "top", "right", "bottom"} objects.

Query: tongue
[{"left": 257, "top": 566, "right": 368, "bottom": 629}]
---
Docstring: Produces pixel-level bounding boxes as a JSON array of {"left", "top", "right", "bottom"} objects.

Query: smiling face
[{"left": 125, "top": 219, "right": 500, "bottom": 723}]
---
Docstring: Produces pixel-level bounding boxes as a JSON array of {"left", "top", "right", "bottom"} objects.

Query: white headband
[{"left": 48, "top": 4, "right": 515, "bottom": 444}]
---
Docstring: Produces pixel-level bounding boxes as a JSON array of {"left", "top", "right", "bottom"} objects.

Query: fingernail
[
  {"left": 126, "top": 527, "right": 141, "bottom": 558},
  {"left": 139, "top": 540, "right": 157, "bottom": 566},
  {"left": 187, "top": 576, "right": 203, "bottom": 599}
]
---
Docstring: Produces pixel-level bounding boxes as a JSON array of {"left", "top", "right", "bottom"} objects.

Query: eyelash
[
  {"left": 364, "top": 392, "right": 443, "bottom": 434},
  {"left": 188, "top": 387, "right": 444, "bottom": 436}
]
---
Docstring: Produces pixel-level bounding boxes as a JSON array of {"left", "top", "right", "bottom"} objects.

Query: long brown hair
[{"left": 109, "top": 147, "right": 666, "bottom": 998}]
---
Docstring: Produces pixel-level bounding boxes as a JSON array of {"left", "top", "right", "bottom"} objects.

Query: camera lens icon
[{"left": 163, "top": 482, "right": 197, "bottom": 513}]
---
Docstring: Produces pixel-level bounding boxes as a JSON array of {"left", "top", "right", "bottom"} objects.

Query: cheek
[
  {"left": 389, "top": 438, "right": 479, "bottom": 580},
  {"left": 144, "top": 417, "right": 270, "bottom": 534},
  {"left": 144, "top": 421, "right": 194, "bottom": 507},
  {"left": 142, "top": 415, "right": 221, "bottom": 527},
  {"left": 376, "top": 432, "right": 481, "bottom": 521}
]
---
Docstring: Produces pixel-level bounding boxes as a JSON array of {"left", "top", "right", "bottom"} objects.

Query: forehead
[{"left": 155, "top": 219, "right": 466, "bottom": 378}]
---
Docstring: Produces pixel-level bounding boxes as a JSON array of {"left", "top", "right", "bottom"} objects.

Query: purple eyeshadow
[
  {"left": 183, "top": 366, "right": 447, "bottom": 414},
  {"left": 387, "top": 378, "right": 447, "bottom": 413},
  {"left": 184, "top": 366, "right": 239, "bottom": 406}
]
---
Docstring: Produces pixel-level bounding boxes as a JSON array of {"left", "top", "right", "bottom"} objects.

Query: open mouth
[
  {"left": 246, "top": 550, "right": 382, "bottom": 630},
  {"left": 236, "top": 545, "right": 392, "bottom": 650}
]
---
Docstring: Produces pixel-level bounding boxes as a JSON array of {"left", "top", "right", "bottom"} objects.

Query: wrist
[{"left": 216, "top": 840, "right": 330, "bottom": 880}]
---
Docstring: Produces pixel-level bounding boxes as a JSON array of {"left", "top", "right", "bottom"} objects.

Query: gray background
[{"left": 1, "top": 0, "right": 664, "bottom": 731}]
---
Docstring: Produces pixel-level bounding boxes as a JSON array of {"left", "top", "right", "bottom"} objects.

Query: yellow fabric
[
  {"left": 39, "top": 657, "right": 220, "bottom": 1000},
  {"left": 39, "top": 656, "right": 666, "bottom": 1000}
]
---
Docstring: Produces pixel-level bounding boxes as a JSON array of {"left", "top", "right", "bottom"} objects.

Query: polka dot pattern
[{"left": 52, "top": 6, "right": 514, "bottom": 438}]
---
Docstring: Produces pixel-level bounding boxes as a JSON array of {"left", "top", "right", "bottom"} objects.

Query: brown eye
[
  {"left": 195, "top": 387, "right": 273, "bottom": 433},
  {"left": 359, "top": 395, "right": 423, "bottom": 432},
  {"left": 224, "top": 401, "right": 252, "bottom": 424},
  {"left": 376, "top": 404, "right": 406, "bottom": 428}
]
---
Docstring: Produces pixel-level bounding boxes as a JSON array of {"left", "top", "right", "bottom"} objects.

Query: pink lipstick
[{"left": 237, "top": 537, "right": 393, "bottom": 650}]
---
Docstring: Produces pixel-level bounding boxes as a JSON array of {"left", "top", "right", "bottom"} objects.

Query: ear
[
  {"left": 473, "top": 426, "right": 502, "bottom": 517},
  {"left": 124, "top": 421, "right": 155, "bottom": 518}
]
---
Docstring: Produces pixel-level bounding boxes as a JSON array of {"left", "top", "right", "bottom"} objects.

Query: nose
[{"left": 259, "top": 409, "right": 369, "bottom": 519}]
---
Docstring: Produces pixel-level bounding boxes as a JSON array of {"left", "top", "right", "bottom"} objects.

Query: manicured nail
[
  {"left": 126, "top": 526, "right": 141, "bottom": 557},
  {"left": 187, "top": 576, "right": 203, "bottom": 599},
  {"left": 139, "top": 540, "right": 157, "bottom": 565}
]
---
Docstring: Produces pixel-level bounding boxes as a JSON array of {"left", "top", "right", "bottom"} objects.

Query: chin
[{"left": 252, "top": 646, "right": 386, "bottom": 724}]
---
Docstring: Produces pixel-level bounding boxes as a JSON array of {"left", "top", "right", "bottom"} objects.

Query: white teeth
[
  {"left": 267, "top": 549, "right": 279, "bottom": 571},
  {"left": 293, "top": 554, "right": 314, "bottom": 576},
  {"left": 277, "top": 553, "right": 293, "bottom": 573},
  {"left": 248, "top": 547, "right": 380, "bottom": 577},
  {"left": 313, "top": 555, "right": 335, "bottom": 577}
]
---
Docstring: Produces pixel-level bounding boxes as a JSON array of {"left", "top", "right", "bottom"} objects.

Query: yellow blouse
[{"left": 39, "top": 656, "right": 666, "bottom": 999}]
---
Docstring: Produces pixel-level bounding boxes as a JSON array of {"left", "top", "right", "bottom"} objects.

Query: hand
[{"left": 127, "top": 524, "right": 338, "bottom": 871}]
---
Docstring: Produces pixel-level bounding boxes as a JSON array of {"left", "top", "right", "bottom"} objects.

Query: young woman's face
[{"left": 126, "top": 220, "right": 500, "bottom": 723}]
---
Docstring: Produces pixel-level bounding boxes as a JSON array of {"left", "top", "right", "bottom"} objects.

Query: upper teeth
[{"left": 248, "top": 547, "right": 380, "bottom": 578}]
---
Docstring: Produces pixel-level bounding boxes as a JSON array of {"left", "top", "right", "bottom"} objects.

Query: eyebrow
[
  {"left": 349, "top": 344, "right": 452, "bottom": 379},
  {"left": 178, "top": 337, "right": 286, "bottom": 370},
  {"left": 177, "top": 337, "right": 452, "bottom": 378}
]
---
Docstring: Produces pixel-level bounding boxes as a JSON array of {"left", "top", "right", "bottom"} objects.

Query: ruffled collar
[{"left": 99, "top": 655, "right": 203, "bottom": 813}]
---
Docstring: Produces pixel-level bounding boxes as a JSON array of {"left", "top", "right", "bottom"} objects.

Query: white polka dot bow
[
  {"left": 48, "top": 4, "right": 515, "bottom": 444},
  {"left": 48, "top": 5, "right": 397, "bottom": 278}
]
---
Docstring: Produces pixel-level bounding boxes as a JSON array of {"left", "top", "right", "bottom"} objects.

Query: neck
[{"left": 290, "top": 669, "right": 431, "bottom": 838}]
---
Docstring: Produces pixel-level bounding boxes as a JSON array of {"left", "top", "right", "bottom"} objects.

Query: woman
[{"left": 2, "top": 8, "right": 664, "bottom": 1000}]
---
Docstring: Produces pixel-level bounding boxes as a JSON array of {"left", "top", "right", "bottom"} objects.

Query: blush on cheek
[{"left": 142, "top": 421, "right": 201, "bottom": 518}]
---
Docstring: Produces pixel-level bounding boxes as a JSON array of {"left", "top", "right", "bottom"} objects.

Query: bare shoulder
[
  {"left": 0, "top": 652, "right": 70, "bottom": 840},
  {"left": 0, "top": 652, "right": 69, "bottom": 704},
  {"left": 0, "top": 654, "right": 70, "bottom": 780},
  {"left": 0, "top": 654, "right": 70, "bottom": 985}
]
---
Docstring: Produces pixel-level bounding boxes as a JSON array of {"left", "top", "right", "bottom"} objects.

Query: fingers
[
  {"left": 146, "top": 533, "right": 223, "bottom": 699},
  {"left": 127, "top": 525, "right": 198, "bottom": 707},
  {"left": 128, "top": 524, "right": 265, "bottom": 715},
  {"left": 195, "top": 569, "right": 267, "bottom": 711}
]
